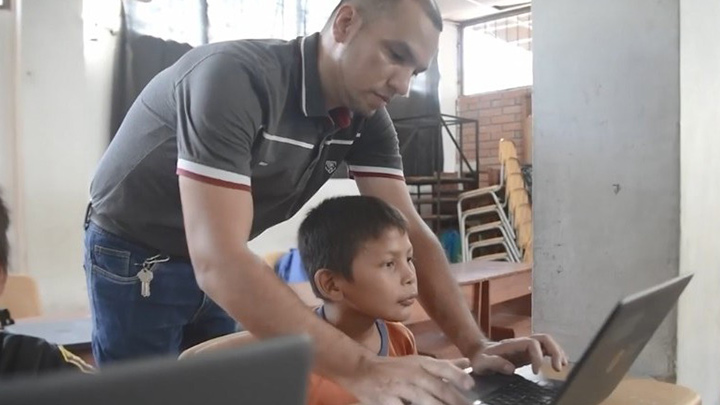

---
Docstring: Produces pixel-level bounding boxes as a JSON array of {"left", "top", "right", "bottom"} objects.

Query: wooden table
[
  {"left": 533, "top": 364, "right": 702, "bottom": 405},
  {"left": 605, "top": 379, "right": 701, "bottom": 405},
  {"left": 450, "top": 260, "right": 531, "bottom": 337},
  {"left": 289, "top": 259, "right": 531, "bottom": 333},
  {"left": 289, "top": 259, "right": 532, "bottom": 356}
]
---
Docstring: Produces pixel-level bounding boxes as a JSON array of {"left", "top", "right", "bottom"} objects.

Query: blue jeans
[{"left": 83, "top": 222, "right": 237, "bottom": 365}]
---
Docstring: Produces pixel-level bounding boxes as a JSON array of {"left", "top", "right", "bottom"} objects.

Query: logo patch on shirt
[{"left": 325, "top": 161, "right": 337, "bottom": 174}]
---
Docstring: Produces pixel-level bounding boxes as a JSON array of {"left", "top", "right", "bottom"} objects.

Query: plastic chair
[
  {"left": 0, "top": 274, "right": 43, "bottom": 319},
  {"left": 179, "top": 331, "right": 256, "bottom": 360}
]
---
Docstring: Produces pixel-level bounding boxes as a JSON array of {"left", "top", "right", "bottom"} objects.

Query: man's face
[{"left": 334, "top": 0, "right": 440, "bottom": 115}]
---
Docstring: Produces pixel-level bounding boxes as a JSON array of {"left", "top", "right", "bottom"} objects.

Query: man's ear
[
  {"left": 314, "top": 269, "right": 344, "bottom": 301},
  {"left": 332, "top": 4, "right": 362, "bottom": 44}
]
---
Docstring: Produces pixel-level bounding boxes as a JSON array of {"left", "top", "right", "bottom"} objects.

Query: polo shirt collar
[
  {"left": 300, "top": 33, "right": 352, "bottom": 128},
  {"left": 300, "top": 33, "right": 328, "bottom": 118}
]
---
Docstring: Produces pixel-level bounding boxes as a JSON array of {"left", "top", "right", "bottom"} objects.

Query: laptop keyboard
[{"left": 480, "top": 377, "right": 561, "bottom": 405}]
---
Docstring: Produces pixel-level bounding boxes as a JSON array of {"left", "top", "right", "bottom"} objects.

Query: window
[
  {"left": 124, "top": 0, "right": 340, "bottom": 46},
  {"left": 125, "top": 0, "right": 207, "bottom": 46},
  {"left": 462, "top": 11, "right": 532, "bottom": 95}
]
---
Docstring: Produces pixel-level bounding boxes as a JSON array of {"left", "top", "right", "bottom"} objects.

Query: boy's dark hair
[
  {"left": 323, "top": 0, "right": 443, "bottom": 32},
  {"left": 298, "top": 196, "right": 408, "bottom": 298},
  {"left": 0, "top": 191, "right": 9, "bottom": 273}
]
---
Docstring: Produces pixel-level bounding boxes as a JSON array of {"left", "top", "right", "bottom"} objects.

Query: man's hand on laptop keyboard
[
  {"left": 340, "top": 355, "right": 477, "bottom": 405},
  {"left": 471, "top": 333, "right": 568, "bottom": 375}
]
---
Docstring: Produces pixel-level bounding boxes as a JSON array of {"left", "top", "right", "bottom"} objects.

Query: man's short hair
[
  {"left": 0, "top": 191, "right": 9, "bottom": 273},
  {"left": 298, "top": 195, "right": 408, "bottom": 298},
  {"left": 324, "top": 0, "right": 443, "bottom": 32}
]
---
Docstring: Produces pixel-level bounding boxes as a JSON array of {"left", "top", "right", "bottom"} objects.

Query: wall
[
  {"left": 0, "top": 6, "right": 14, "bottom": 189},
  {"left": 677, "top": 0, "right": 720, "bottom": 402},
  {"left": 458, "top": 86, "right": 530, "bottom": 186},
  {"left": 437, "top": 21, "right": 458, "bottom": 173},
  {"left": 533, "top": 0, "right": 680, "bottom": 379},
  {"left": 249, "top": 179, "right": 359, "bottom": 255},
  {"left": 0, "top": 3, "right": 21, "bottom": 273},
  {"left": 6, "top": 0, "right": 115, "bottom": 314}
]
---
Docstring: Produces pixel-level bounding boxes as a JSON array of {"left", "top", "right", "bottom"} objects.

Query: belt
[{"left": 83, "top": 202, "right": 192, "bottom": 264}]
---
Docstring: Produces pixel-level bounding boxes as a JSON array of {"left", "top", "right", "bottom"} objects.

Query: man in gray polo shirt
[{"left": 85, "top": 0, "right": 566, "bottom": 403}]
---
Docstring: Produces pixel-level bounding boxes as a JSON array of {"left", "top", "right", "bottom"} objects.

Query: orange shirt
[{"left": 306, "top": 321, "right": 417, "bottom": 405}]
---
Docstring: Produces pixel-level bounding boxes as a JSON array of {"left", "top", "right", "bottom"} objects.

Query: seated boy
[
  {"left": 179, "top": 195, "right": 465, "bottom": 403},
  {"left": 297, "top": 195, "right": 422, "bottom": 405},
  {"left": 0, "top": 191, "right": 94, "bottom": 378}
]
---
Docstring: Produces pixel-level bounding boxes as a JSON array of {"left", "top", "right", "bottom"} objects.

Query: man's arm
[
  {"left": 355, "top": 176, "right": 488, "bottom": 357},
  {"left": 179, "top": 178, "right": 367, "bottom": 377},
  {"left": 179, "top": 177, "right": 474, "bottom": 405}
]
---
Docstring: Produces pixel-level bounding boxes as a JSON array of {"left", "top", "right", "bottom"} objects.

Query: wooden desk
[
  {"left": 450, "top": 259, "right": 530, "bottom": 285},
  {"left": 450, "top": 260, "right": 531, "bottom": 337},
  {"left": 289, "top": 260, "right": 531, "bottom": 329},
  {"left": 533, "top": 364, "right": 702, "bottom": 405},
  {"left": 605, "top": 379, "right": 701, "bottom": 405}
]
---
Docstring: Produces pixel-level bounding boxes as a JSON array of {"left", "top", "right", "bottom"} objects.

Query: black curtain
[
  {"left": 386, "top": 55, "right": 443, "bottom": 177},
  {"left": 109, "top": 6, "right": 193, "bottom": 139}
]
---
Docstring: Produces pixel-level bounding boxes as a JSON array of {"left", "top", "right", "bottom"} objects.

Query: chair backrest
[
  {"left": 517, "top": 221, "right": 533, "bottom": 250},
  {"left": 504, "top": 173, "right": 526, "bottom": 201},
  {"left": 498, "top": 139, "right": 519, "bottom": 163},
  {"left": 503, "top": 157, "right": 523, "bottom": 177},
  {"left": 263, "top": 251, "right": 286, "bottom": 268},
  {"left": 0, "top": 274, "right": 43, "bottom": 319},
  {"left": 523, "top": 240, "right": 534, "bottom": 263},
  {"left": 514, "top": 204, "right": 533, "bottom": 230},
  {"left": 508, "top": 188, "right": 530, "bottom": 215},
  {"left": 179, "top": 331, "right": 258, "bottom": 360}
]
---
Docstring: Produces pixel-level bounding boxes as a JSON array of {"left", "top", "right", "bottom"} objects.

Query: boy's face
[{"left": 335, "top": 227, "right": 418, "bottom": 322}]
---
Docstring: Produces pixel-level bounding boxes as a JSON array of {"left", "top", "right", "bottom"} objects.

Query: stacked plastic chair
[{"left": 457, "top": 139, "right": 533, "bottom": 263}]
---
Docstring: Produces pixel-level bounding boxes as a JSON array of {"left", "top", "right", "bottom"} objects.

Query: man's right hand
[{"left": 340, "top": 355, "right": 476, "bottom": 405}]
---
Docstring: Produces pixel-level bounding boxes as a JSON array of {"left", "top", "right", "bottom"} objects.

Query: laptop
[
  {"left": 469, "top": 274, "right": 693, "bottom": 405},
  {"left": 0, "top": 334, "right": 312, "bottom": 405}
]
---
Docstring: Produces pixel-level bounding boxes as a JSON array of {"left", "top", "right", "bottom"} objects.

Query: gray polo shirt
[{"left": 90, "top": 33, "right": 404, "bottom": 258}]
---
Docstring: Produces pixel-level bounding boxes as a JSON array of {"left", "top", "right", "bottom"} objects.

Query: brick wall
[{"left": 458, "top": 86, "right": 532, "bottom": 186}]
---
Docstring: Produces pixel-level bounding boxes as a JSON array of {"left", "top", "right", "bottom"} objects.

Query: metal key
[
  {"left": 138, "top": 268, "right": 154, "bottom": 298},
  {"left": 135, "top": 254, "right": 169, "bottom": 298}
]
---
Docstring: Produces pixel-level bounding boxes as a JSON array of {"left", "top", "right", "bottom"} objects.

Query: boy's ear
[{"left": 314, "top": 269, "right": 344, "bottom": 301}]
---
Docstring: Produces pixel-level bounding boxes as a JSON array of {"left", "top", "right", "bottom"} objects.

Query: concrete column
[{"left": 533, "top": 0, "right": 680, "bottom": 379}]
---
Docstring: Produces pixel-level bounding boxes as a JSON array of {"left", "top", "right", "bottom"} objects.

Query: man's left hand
[{"left": 470, "top": 334, "right": 568, "bottom": 376}]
